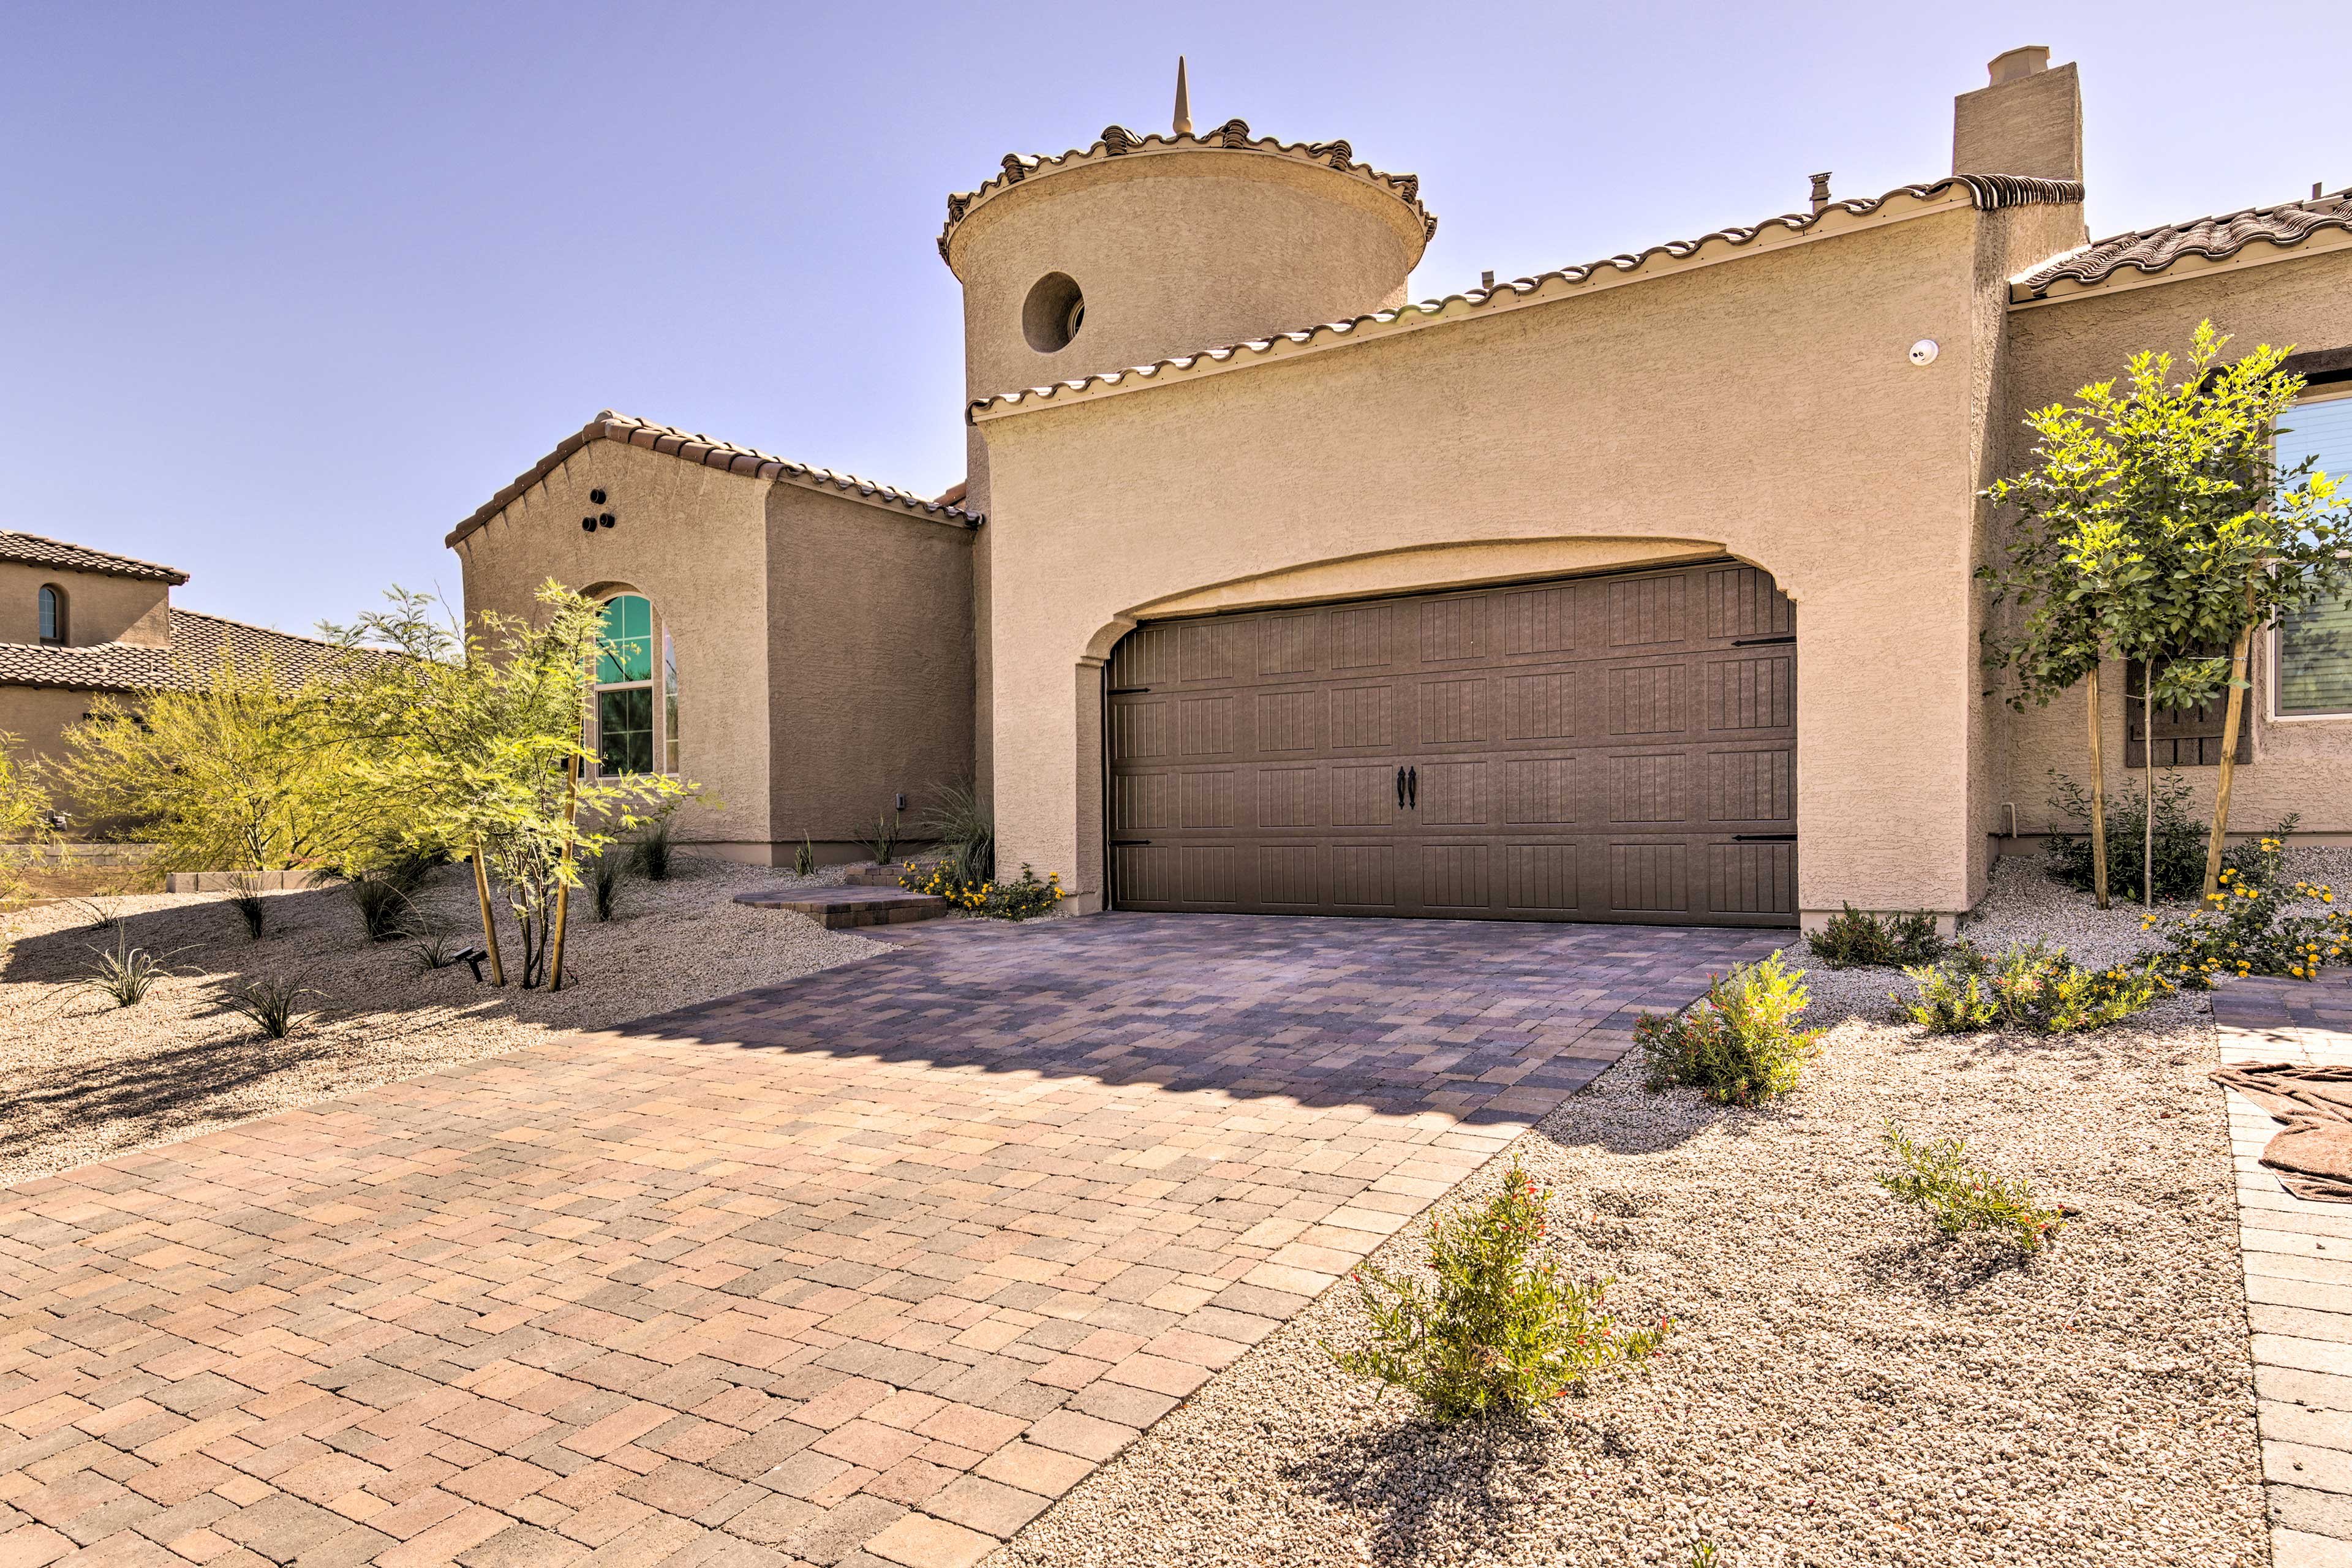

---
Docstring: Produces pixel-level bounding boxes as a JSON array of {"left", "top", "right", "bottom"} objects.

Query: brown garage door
[{"left": 1105, "top": 560, "right": 1796, "bottom": 926}]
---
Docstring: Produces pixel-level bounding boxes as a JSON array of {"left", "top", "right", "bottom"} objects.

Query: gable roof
[
  {"left": 0, "top": 608, "right": 364, "bottom": 696},
  {"left": 2013, "top": 189, "right": 2352, "bottom": 300},
  {"left": 970, "top": 174, "right": 2084, "bottom": 421},
  {"left": 938, "top": 120, "right": 1435, "bottom": 275},
  {"left": 446, "top": 412, "right": 979, "bottom": 550},
  {"left": 0, "top": 532, "right": 187, "bottom": 585}
]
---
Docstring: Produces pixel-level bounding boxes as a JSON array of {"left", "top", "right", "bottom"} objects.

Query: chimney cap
[{"left": 1988, "top": 45, "right": 2050, "bottom": 86}]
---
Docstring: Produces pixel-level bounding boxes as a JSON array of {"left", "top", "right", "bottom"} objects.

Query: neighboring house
[
  {"left": 0, "top": 531, "right": 356, "bottom": 823},
  {"left": 449, "top": 46, "right": 2352, "bottom": 930}
]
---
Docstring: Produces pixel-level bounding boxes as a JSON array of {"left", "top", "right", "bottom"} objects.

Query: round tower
[{"left": 943, "top": 63, "right": 1436, "bottom": 516}]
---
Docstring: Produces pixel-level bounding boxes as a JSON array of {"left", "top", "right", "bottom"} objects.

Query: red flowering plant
[{"left": 1323, "top": 1160, "right": 1671, "bottom": 1421}]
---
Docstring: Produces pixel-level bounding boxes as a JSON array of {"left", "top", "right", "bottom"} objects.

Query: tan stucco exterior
[
  {"left": 0, "top": 564, "right": 168, "bottom": 649},
  {"left": 451, "top": 435, "right": 973, "bottom": 865},
  {"left": 444, "top": 50, "right": 2352, "bottom": 927}
]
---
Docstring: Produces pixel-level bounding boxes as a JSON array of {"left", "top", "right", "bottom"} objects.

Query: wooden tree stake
[
  {"left": 2087, "top": 665, "right": 2109, "bottom": 910},
  {"left": 548, "top": 755, "right": 581, "bottom": 992},
  {"left": 2203, "top": 586, "right": 2258, "bottom": 900},
  {"left": 471, "top": 837, "right": 507, "bottom": 986}
]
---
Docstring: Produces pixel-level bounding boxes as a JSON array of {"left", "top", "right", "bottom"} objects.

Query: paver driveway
[{"left": 0, "top": 913, "right": 1779, "bottom": 1568}]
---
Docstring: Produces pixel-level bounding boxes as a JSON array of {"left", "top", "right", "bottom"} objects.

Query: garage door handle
[
  {"left": 1732, "top": 834, "right": 1796, "bottom": 842},
  {"left": 1408, "top": 766, "right": 1417, "bottom": 809},
  {"left": 1396, "top": 767, "right": 1406, "bottom": 809}
]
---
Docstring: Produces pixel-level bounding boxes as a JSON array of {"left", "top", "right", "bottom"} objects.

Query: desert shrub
[
  {"left": 860, "top": 811, "right": 899, "bottom": 867},
  {"left": 630, "top": 815, "right": 677, "bottom": 882},
  {"left": 347, "top": 874, "right": 413, "bottom": 942},
  {"left": 1900, "top": 938, "right": 2166, "bottom": 1033},
  {"left": 67, "top": 896, "right": 121, "bottom": 931},
  {"left": 225, "top": 875, "right": 268, "bottom": 940},
  {"left": 2143, "top": 877, "right": 2351, "bottom": 986},
  {"left": 1637, "top": 951, "right": 1822, "bottom": 1105},
  {"left": 2220, "top": 818, "right": 2298, "bottom": 893},
  {"left": 1880, "top": 1121, "right": 2068, "bottom": 1252},
  {"left": 224, "top": 976, "right": 314, "bottom": 1040},
  {"left": 794, "top": 833, "right": 816, "bottom": 876},
  {"left": 82, "top": 933, "right": 176, "bottom": 1008},
  {"left": 589, "top": 852, "right": 624, "bottom": 921},
  {"left": 410, "top": 926, "right": 464, "bottom": 973},
  {"left": 1324, "top": 1161, "right": 1670, "bottom": 1420},
  {"left": 2044, "top": 769, "right": 2206, "bottom": 903},
  {"left": 1807, "top": 903, "right": 1945, "bottom": 969},
  {"left": 917, "top": 781, "right": 994, "bottom": 887},
  {"left": 900, "top": 862, "right": 1064, "bottom": 920}
]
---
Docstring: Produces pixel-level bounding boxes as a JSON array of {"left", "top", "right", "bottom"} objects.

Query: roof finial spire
[{"left": 1174, "top": 56, "right": 1193, "bottom": 136}]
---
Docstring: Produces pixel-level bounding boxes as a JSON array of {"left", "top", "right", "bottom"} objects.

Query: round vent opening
[{"left": 1022, "top": 272, "right": 1085, "bottom": 353}]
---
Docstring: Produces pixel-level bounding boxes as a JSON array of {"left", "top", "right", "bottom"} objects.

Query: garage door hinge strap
[
  {"left": 1108, "top": 686, "right": 1153, "bottom": 695},
  {"left": 1732, "top": 834, "right": 1797, "bottom": 842},
  {"left": 1730, "top": 635, "right": 1796, "bottom": 646}
]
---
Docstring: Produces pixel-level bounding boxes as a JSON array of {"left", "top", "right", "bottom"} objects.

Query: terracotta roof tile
[
  {"left": 971, "top": 174, "right": 2084, "bottom": 418},
  {"left": 0, "top": 532, "right": 187, "bottom": 585},
  {"left": 2012, "top": 190, "right": 2352, "bottom": 298},
  {"left": 938, "top": 121, "right": 1434, "bottom": 273},
  {"left": 0, "top": 609, "right": 368, "bottom": 696},
  {"left": 446, "top": 412, "right": 978, "bottom": 549}
]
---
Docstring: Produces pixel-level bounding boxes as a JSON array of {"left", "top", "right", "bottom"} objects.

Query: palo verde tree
[
  {"left": 52, "top": 650, "right": 380, "bottom": 873},
  {"left": 1983, "top": 321, "right": 2352, "bottom": 907},
  {"left": 324, "top": 582, "right": 689, "bottom": 989}
]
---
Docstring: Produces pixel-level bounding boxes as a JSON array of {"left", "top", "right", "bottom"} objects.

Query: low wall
[{"left": 161, "top": 869, "right": 333, "bottom": 894}]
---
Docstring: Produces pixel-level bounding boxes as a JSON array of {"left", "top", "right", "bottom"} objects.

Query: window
[
  {"left": 37, "top": 585, "right": 65, "bottom": 646},
  {"left": 592, "top": 594, "right": 656, "bottom": 774},
  {"left": 2275, "top": 386, "right": 2352, "bottom": 717}
]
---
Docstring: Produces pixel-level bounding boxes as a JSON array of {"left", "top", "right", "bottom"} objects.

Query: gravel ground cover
[
  {"left": 993, "top": 852, "right": 2322, "bottom": 1568},
  {"left": 0, "top": 851, "right": 881, "bottom": 1185}
]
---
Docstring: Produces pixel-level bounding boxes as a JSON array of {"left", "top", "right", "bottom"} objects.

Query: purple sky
[{"left": 6, "top": 1, "right": 2347, "bottom": 633}]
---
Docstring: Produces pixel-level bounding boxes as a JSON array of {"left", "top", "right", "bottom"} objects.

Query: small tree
[
  {"left": 50, "top": 652, "right": 374, "bottom": 873},
  {"left": 326, "top": 584, "right": 688, "bottom": 987},
  {"left": 1983, "top": 321, "right": 2352, "bottom": 907},
  {"left": 0, "top": 733, "right": 56, "bottom": 904}
]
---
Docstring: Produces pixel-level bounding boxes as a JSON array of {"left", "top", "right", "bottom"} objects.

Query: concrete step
[{"left": 734, "top": 884, "right": 949, "bottom": 929}]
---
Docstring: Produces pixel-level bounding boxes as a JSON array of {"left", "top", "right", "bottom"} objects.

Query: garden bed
[
  {"left": 995, "top": 857, "right": 2287, "bottom": 1567},
  {"left": 0, "top": 852, "right": 882, "bottom": 1186}
]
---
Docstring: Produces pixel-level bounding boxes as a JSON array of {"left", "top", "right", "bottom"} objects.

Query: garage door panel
[{"left": 1108, "top": 562, "right": 1795, "bottom": 927}]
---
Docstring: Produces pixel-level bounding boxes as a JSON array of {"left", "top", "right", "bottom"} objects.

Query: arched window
[
  {"left": 37, "top": 585, "right": 66, "bottom": 646},
  {"left": 591, "top": 593, "right": 680, "bottom": 775}
]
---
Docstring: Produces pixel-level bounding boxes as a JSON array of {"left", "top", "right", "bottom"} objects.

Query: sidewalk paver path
[
  {"left": 0, "top": 913, "right": 1778, "bottom": 1568},
  {"left": 2214, "top": 967, "right": 2352, "bottom": 1568}
]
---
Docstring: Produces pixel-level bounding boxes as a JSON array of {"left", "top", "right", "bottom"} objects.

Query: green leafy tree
[
  {"left": 1983, "top": 322, "right": 2352, "bottom": 907},
  {"left": 325, "top": 583, "right": 690, "bottom": 988},
  {"left": 51, "top": 652, "right": 376, "bottom": 873},
  {"left": 0, "top": 732, "right": 56, "bottom": 903}
]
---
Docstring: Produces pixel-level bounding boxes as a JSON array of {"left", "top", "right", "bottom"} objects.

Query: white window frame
[
  {"left": 2268, "top": 381, "right": 2352, "bottom": 723},
  {"left": 589, "top": 592, "right": 673, "bottom": 775}
]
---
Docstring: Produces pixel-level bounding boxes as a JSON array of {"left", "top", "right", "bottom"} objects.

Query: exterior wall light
[{"left": 1909, "top": 339, "right": 1940, "bottom": 366}]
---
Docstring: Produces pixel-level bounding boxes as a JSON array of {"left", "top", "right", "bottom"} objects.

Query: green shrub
[
  {"left": 347, "top": 874, "right": 413, "bottom": 942},
  {"left": 901, "top": 862, "right": 1065, "bottom": 921},
  {"left": 917, "top": 781, "right": 995, "bottom": 887},
  {"left": 794, "top": 832, "right": 816, "bottom": 877},
  {"left": 2043, "top": 769, "right": 2206, "bottom": 903},
  {"left": 2143, "top": 876, "right": 2351, "bottom": 986},
  {"left": 1899, "top": 938, "right": 2167, "bottom": 1033},
  {"left": 1324, "top": 1161, "right": 1670, "bottom": 1420},
  {"left": 410, "top": 927, "right": 464, "bottom": 973},
  {"left": 224, "top": 977, "right": 315, "bottom": 1041},
  {"left": 1879, "top": 1121, "right": 2068, "bottom": 1252},
  {"left": 860, "top": 811, "right": 899, "bottom": 867},
  {"left": 1637, "top": 951, "right": 1822, "bottom": 1105},
  {"left": 589, "top": 852, "right": 623, "bottom": 922},
  {"left": 2220, "top": 817, "right": 2299, "bottom": 893},
  {"left": 225, "top": 875, "right": 268, "bottom": 940},
  {"left": 82, "top": 932, "right": 176, "bottom": 1008},
  {"left": 1807, "top": 903, "right": 1945, "bottom": 969},
  {"left": 630, "top": 815, "right": 677, "bottom": 881}
]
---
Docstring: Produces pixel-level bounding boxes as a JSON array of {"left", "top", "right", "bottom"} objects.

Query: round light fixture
[{"left": 1909, "top": 339, "right": 1940, "bottom": 366}]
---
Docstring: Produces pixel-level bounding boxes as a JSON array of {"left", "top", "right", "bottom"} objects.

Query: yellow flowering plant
[
  {"left": 900, "top": 860, "right": 1066, "bottom": 921},
  {"left": 2141, "top": 880, "right": 2352, "bottom": 986}
]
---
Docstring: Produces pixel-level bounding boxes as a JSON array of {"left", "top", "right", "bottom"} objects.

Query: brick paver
[
  {"left": 2213, "top": 968, "right": 2352, "bottom": 1568},
  {"left": 0, "top": 913, "right": 1776, "bottom": 1566}
]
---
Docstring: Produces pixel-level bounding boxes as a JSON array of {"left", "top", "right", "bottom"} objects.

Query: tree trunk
[
  {"left": 470, "top": 837, "right": 506, "bottom": 986},
  {"left": 2143, "top": 674, "right": 2156, "bottom": 908},
  {"left": 2087, "top": 665, "right": 2109, "bottom": 910},
  {"left": 2203, "top": 585, "right": 2259, "bottom": 902},
  {"left": 549, "top": 756, "right": 581, "bottom": 992}
]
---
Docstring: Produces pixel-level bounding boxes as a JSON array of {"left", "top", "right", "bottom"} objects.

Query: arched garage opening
[{"left": 1102, "top": 557, "right": 1796, "bottom": 926}]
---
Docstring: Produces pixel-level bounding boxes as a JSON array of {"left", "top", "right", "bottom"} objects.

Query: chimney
[{"left": 1952, "top": 47, "right": 2082, "bottom": 184}]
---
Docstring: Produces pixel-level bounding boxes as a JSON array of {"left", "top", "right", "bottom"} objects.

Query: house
[
  {"left": 448, "top": 47, "right": 2352, "bottom": 930},
  {"left": 0, "top": 531, "right": 361, "bottom": 820}
]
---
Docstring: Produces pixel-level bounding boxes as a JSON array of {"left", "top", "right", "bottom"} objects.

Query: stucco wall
[
  {"left": 763, "top": 484, "right": 974, "bottom": 860},
  {"left": 1996, "top": 249, "right": 2352, "bottom": 849},
  {"left": 450, "top": 439, "right": 777, "bottom": 859},
  {"left": 0, "top": 564, "right": 170, "bottom": 648},
  {"left": 2, "top": 685, "right": 119, "bottom": 827},
  {"left": 977, "top": 202, "right": 2015, "bottom": 919}
]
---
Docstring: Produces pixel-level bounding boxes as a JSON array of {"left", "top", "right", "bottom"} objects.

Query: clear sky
[{"left": 5, "top": 1, "right": 2347, "bottom": 633}]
